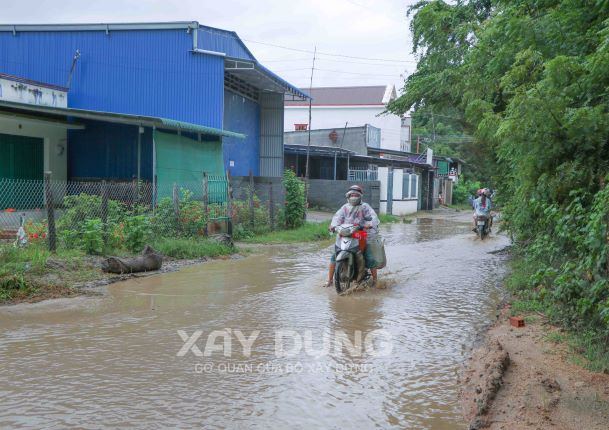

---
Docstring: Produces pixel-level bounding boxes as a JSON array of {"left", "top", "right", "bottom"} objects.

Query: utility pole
[
  {"left": 304, "top": 45, "right": 316, "bottom": 215},
  {"left": 431, "top": 110, "right": 436, "bottom": 143},
  {"left": 304, "top": 46, "right": 317, "bottom": 181}
]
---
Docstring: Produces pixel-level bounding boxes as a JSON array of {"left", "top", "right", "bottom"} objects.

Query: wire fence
[{"left": 0, "top": 174, "right": 281, "bottom": 251}]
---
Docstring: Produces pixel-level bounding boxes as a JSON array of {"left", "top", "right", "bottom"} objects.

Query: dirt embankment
[{"left": 460, "top": 307, "right": 609, "bottom": 429}]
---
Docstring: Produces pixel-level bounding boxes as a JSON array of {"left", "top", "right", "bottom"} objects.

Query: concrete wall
[
  {"left": 0, "top": 114, "right": 68, "bottom": 181},
  {"left": 377, "top": 167, "right": 419, "bottom": 215},
  {"left": 284, "top": 105, "right": 402, "bottom": 151},
  {"left": 307, "top": 179, "right": 380, "bottom": 213}
]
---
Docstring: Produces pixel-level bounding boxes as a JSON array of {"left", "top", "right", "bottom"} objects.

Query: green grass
[
  {"left": 447, "top": 203, "right": 473, "bottom": 211},
  {"left": 0, "top": 243, "right": 97, "bottom": 303},
  {"left": 241, "top": 221, "right": 332, "bottom": 244},
  {"left": 566, "top": 331, "right": 609, "bottom": 373},
  {"left": 510, "top": 299, "right": 545, "bottom": 315},
  {"left": 545, "top": 332, "right": 565, "bottom": 343},
  {"left": 151, "top": 237, "right": 235, "bottom": 259},
  {"left": 379, "top": 213, "right": 401, "bottom": 223}
]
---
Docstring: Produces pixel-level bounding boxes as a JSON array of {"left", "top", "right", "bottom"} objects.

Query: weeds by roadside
[
  {"left": 150, "top": 238, "right": 235, "bottom": 259},
  {"left": 507, "top": 255, "right": 609, "bottom": 374},
  {"left": 0, "top": 243, "right": 103, "bottom": 304},
  {"left": 379, "top": 213, "right": 400, "bottom": 223},
  {"left": 240, "top": 221, "right": 331, "bottom": 244}
]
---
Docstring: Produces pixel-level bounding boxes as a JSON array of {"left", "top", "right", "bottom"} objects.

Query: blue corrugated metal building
[{"left": 0, "top": 21, "right": 307, "bottom": 186}]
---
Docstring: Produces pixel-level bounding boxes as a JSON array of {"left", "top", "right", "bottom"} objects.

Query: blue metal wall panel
[
  {"left": 198, "top": 26, "right": 255, "bottom": 61},
  {"left": 223, "top": 90, "right": 260, "bottom": 176},
  {"left": 68, "top": 120, "right": 153, "bottom": 180},
  {"left": 0, "top": 29, "right": 224, "bottom": 128}
]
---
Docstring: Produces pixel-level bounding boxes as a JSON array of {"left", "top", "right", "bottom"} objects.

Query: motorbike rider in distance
[
  {"left": 326, "top": 185, "right": 380, "bottom": 288},
  {"left": 472, "top": 188, "right": 492, "bottom": 232}
]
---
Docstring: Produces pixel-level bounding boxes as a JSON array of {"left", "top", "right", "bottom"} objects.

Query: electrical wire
[
  {"left": 262, "top": 56, "right": 413, "bottom": 68},
  {"left": 275, "top": 67, "right": 405, "bottom": 77},
  {"left": 242, "top": 38, "right": 417, "bottom": 64}
]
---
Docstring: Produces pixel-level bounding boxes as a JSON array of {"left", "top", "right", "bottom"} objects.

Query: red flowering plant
[
  {"left": 24, "top": 219, "right": 48, "bottom": 243},
  {"left": 180, "top": 201, "right": 207, "bottom": 237}
]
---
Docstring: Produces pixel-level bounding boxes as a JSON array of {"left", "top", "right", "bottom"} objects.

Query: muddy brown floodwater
[{"left": 0, "top": 211, "right": 511, "bottom": 429}]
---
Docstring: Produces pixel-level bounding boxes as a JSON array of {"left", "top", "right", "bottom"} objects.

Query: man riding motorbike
[
  {"left": 326, "top": 185, "right": 380, "bottom": 288},
  {"left": 472, "top": 188, "right": 492, "bottom": 232}
]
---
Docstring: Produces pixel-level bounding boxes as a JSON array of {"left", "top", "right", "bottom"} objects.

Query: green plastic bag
[{"left": 367, "top": 235, "right": 386, "bottom": 270}]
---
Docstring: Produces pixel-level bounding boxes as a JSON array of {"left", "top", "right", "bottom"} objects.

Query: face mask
[{"left": 348, "top": 196, "right": 361, "bottom": 206}]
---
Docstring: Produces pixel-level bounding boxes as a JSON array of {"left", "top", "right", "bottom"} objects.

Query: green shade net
[
  {"left": 437, "top": 160, "right": 449, "bottom": 175},
  {"left": 155, "top": 130, "right": 224, "bottom": 190}
]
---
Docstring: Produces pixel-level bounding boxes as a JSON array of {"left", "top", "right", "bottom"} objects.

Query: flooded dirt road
[{"left": 0, "top": 211, "right": 510, "bottom": 429}]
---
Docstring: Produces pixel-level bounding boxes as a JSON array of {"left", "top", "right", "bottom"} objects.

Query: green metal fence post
[
  {"left": 203, "top": 173, "right": 209, "bottom": 237},
  {"left": 226, "top": 170, "right": 233, "bottom": 237}
]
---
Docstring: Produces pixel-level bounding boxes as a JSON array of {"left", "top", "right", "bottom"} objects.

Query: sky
[{"left": 0, "top": 0, "right": 418, "bottom": 92}]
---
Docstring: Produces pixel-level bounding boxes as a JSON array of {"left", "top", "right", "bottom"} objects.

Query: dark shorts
[{"left": 331, "top": 245, "right": 377, "bottom": 269}]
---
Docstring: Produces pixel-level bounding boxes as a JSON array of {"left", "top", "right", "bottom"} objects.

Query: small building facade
[
  {"left": 284, "top": 124, "right": 463, "bottom": 214},
  {"left": 284, "top": 85, "right": 407, "bottom": 151}
]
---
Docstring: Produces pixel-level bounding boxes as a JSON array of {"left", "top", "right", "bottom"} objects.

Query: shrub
[
  {"left": 58, "top": 193, "right": 126, "bottom": 230},
  {"left": 57, "top": 193, "right": 127, "bottom": 251},
  {"left": 124, "top": 215, "right": 151, "bottom": 253},
  {"left": 150, "top": 189, "right": 207, "bottom": 238},
  {"left": 82, "top": 218, "right": 104, "bottom": 255},
  {"left": 231, "top": 193, "right": 271, "bottom": 240},
  {"left": 452, "top": 179, "right": 481, "bottom": 205},
  {"left": 283, "top": 169, "right": 305, "bottom": 229}
]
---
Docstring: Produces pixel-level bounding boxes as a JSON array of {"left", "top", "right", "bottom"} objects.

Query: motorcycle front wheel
[{"left": 334, "top": 261, "right": 351, "bottom": 294}]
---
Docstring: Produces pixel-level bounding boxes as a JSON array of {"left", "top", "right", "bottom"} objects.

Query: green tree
[{"left": 390, "top": 0, "right": 609, "bottom": 338}]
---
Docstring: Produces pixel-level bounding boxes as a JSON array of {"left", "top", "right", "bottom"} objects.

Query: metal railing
[{"left": 348, "top": 169, "right": 378, "bottom": 182}]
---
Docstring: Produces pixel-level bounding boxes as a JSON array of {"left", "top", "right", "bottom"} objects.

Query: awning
[
  {"left": 0, "top": 100, "right": 246, "bottom": 139},
  {"left": 224, "top": 58, "right": 309, "bottom": 101},
  {"left": 284, "top": 144, "right": 354, "bottom": 157}
]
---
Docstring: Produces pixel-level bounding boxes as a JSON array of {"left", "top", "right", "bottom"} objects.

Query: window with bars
[{"left": 402, "top": 173, "right": 419, "bottom": 199}]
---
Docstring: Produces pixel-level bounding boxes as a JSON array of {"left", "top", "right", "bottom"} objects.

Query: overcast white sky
[{"left": 1, "top": 0, "right": 418, "bottom": 92}]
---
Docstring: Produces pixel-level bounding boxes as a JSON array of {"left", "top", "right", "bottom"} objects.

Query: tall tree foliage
[{"left": 390, "top": 0, "right": 609, "bottom": 336}]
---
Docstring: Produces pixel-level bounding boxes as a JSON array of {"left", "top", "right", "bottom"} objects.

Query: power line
[
  {"left": 262, "top": 56, "right": 412, "bottom": 68},
  {"left": 274, "top": 67, "right": 405, "bottom": 77},
  {"left": 242, "top": 38, "right": 417, "bottom": 64},
  {"left": 198, "top": 26, "right": 415, "bottom": 64}
]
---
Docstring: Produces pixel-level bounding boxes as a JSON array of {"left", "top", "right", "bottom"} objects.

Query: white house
[{"left": 284, "top": 85, "right": 410, "bottom": 152}]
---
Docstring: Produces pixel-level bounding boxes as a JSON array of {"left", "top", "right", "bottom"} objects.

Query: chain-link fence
[{"left": 0, "top": 174, "right": 283, "bottom": 252}]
